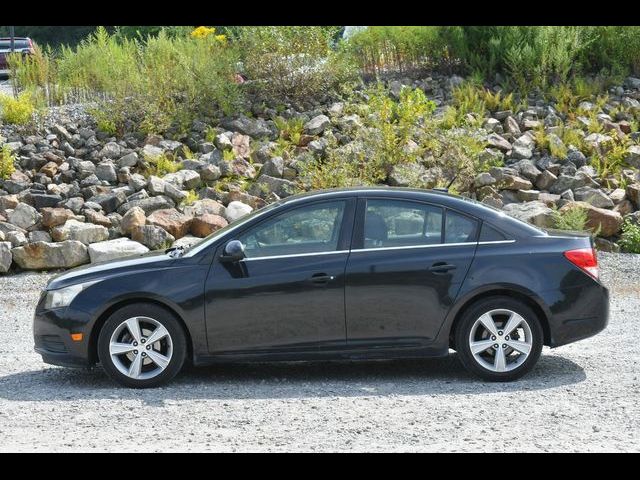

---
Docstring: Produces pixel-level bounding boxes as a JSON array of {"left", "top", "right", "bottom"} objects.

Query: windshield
[{"left": 184, "top": 200, "right": 284, "bottom": 257}]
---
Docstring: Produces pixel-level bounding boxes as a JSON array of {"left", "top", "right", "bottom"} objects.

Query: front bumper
[{"left": 33, "top": 297, "right": 94, "bottom": 368}]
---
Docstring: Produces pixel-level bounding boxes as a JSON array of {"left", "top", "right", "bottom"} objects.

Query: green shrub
[
  {"left": 551, "top": 205, "right": 590, "bottom": 232},
  {"left": 222, "top": 149, "right": 235, "bottom": 161},
  {"left": 0, "top": 144, "right": 16, "bottom": 179},
  {"left": 0, "top": 91, "right": 35, "bottom": 125},
  {"left": 144, "top": 152, "right": 182, "bottom": 177},
  {"left": 12, "top": 26, "right": 242, "bottom": 135},
  {"left": 299, "top": 85, "right": 490, "bottom": 193},
  {"left": 619, "top": 219, "right": 640, "bottom": 253},
  {"left": 345, "top": 26, "right": 445, "bottom": 75},
  {"left": 239, "top": 26, "right": 357, "bottom": 103},
  {"left": 181, "top": 189, "right": 199, "bottom": 207}
]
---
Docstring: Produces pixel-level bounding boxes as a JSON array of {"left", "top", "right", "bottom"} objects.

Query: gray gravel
[{"left": 0, "top": 253, "right": 639, "bottom": 452}]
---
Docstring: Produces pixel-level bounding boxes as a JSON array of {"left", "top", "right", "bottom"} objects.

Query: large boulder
[
  {"left": 574, "top": 187, "right": 614, "bottom": 209},
  {"left": 304, "top": 115, "right": 331, "bottom": 135},
  {"left": 51, "top": 219, "right": 109, "bottom": 245},
  {"left": 12, "top": 241, "right": 89, "bottom": 270},
  {"left": 250, "top": 175, "right": 296, "bottom": 198},
  {"left": 98, "top": 142, "right": 123, "bottom": 159},
  {"left": 224, "top": 201, "right": 253, "bottom": 222},
  {"left": 625, "top": 145, "right": 640, "bottom": 169},
  {"left": 221, "top": 116, "right": 275, "bottom": 139},
  {"left": 89, "top": 191, "right": 127, "bottom": 214},
  {"left": 88, "top": 238, "right": 149, "bottom": 263},
  {"left": 495, "top": 175, "right": 533, "bottom": 191},
  {"left": 487, "top": 133, "right": 511, "bottom": 152},
  {"left": 261, "top": 157, "right": 285, "bottom": 178},
  {"left": 219, "top": 158, "right": 257, "bottom": 179},
  {"left": 118, "top": 195, "right": 175, "bottom": 216},
  {"left": 190, "top": 214, "right": 228, "bottom": 237},
  {"left": 388, "top": 163, "right": 430, "bottom": 187},
  {"left": 147, "top": 208, "right": 192, "bottom": 239},
  {"left": 183, "top": 199, "right": 226, "bottom": 218},
  {"left": 163, "top": 170, "right": 201, "bottom": 190},
  {"left": 131, "top": 225, "right": 175, "bottom": 250},
  {"left": 95, "top": 161, "right": 118, "bottom": 182},
  {"left": 502, "top": 201, "right": 554, "bottom": 228},
  {"left": 560, "top": 201, "right": 623, "bottom": 237},
  {"left": 510, "top": 134, "right": 535, "bottom": 159},
  {"left": 120, "top": 206, "right": 147, "bottom": 235},
  {"left": 7, "top": 203, "right": 40, "bottom": 230},
  {"left": 40, "top": 207, "right": 75, "bottom": 229},
  {"left": 0, "top": 241, "right": 12, "bottom": 273},
  {"left": 627, "top": 183, "right": 640, "bottom": 209}
]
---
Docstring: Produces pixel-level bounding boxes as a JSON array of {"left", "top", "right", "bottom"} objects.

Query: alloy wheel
[
  {"left": 108, "top": 317, "right": 173, "bottom": 380},
  {"left": 468, "top": 309, "right": 533, "bottom": 373}
]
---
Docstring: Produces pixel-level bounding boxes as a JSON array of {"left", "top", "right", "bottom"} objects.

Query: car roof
[
  {"left": 0, "top": 37, "right": 31, "bottom": 41},
  {"left": 278, "top": 186, "right": 544, "bottom": 238}
]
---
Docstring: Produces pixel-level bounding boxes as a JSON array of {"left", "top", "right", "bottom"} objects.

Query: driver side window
[{"left": 238, "top": 201, "right": 346, "bottom": 258}]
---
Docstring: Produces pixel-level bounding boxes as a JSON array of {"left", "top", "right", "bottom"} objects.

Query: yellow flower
[
  {"left": 191, "top": 26, "right": 216, "bottom": 39},
  {"left": 215, "top": 34, "right": 227, "bottom": 44}
]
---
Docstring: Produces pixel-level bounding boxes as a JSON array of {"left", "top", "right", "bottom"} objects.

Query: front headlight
[{"left": 44, "top": 282, "right": 95, "bottom": 309}]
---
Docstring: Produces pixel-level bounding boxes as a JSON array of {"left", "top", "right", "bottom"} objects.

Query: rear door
[{"left": 345, "top": 196, "right": 478, "bottom": 348}]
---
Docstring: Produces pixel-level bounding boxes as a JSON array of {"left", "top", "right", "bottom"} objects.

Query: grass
[
  {"left": 144, "top": 152, "right": 182, "bottom": 177},
  {"left": 619, "top": 219, "right": 640, "bottom": 253},
  {"left": 180, "top": 189, "right": 199, "bottom": 207},
  {"left": 551, "top": 205, "right": 589, "bottom": 232}
]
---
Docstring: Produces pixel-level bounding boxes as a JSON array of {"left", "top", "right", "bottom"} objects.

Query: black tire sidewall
[
  {"left": 97, "top": 303, "right": 187, "bottom": 388},
  {"left": 455, "top": 296, "right": 543, "bottom": 382}
]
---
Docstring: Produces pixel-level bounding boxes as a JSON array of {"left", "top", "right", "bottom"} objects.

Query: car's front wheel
[
  {"left": 97, "top": 303, "right": 187, "bottom": 388},
  {"left": 455, "top": 296, "right": 543, "bottom": 382}
]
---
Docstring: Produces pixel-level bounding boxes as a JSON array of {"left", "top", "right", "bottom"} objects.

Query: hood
[{"left": 46, "top": 250, "right": 173, "bottom": 290}]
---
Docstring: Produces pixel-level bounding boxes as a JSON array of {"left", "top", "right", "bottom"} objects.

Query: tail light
[{"left": 564, "top": 248, "right": 599, "bottom": 279}]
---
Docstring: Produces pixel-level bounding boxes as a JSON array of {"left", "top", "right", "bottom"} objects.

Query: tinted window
[
  {"left": 0, "top": 40, "right": 30, "bottom": 49},
  {"left": 238, "top": 201, "right": 345, "bottom": 258},
  {"left": 363, "top": 199, "right": 443, "bottom": 248},
  {"left": 445, "top": 210, "right": 479, "bottom": 243},
  {"left": 479, "top": 223, "right": 507, "bottom": 242}
]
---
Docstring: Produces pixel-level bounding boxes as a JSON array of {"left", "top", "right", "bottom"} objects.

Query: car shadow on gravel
[{"left": 0, "top": 353, "right": 586, "bottom": 404}]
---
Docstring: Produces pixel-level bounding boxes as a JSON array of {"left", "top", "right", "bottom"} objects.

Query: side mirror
[{"left": 220, "top": 240, "right": 246, "bottom": 262}]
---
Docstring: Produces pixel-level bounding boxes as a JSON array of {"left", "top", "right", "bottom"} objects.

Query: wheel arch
[
  {"left": 88, "top": 297, "right": 194, "bottom": 365},
  {"left": 447, "top": 287, "right": 552, "bottom": 349}
]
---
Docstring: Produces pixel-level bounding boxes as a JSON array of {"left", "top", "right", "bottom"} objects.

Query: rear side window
[
  {"left": 363, "top": 199, "right": 443, "bottom": 248},
  {"left": 0, "top": 40, "right": 30, "bottom": 49},
  {"left": 445, "top": 210, "right": 479, "bottom": 243},
  {"left": 479, "top": 223, "right": 507, "bottom": 242}
]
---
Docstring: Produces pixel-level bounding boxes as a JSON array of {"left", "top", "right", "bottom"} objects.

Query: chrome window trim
[
  {"left": 350, "top": 241, "right": 476, "bottom": 253},
  {"left": 478, "top": 240, "right": 516, "bottom": 245},
  {"left": 228, "top": 240, "right": 516, "bottom": 262},
  {"left": 242, "top": 250, "right": 350, "bottom": 262}
]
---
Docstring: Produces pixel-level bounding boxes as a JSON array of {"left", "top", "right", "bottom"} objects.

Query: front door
[
  {"left": 345, "top": 197, "right": 478, "bottom": 348},
  {"left": 205, "top": 198, "right": 355, "bottom": 353}
]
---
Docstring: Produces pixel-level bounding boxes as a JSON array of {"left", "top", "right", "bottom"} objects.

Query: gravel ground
[{"left": 0, "top": 253, "right": 638, "bottom": 452}]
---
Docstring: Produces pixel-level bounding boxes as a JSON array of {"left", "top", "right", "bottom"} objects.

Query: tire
[
  {"left": 97, "top": 303, "right": 187, "bottom": 388},
  {"left": 455, "top": 296, "right": 543, "bottom": 382}
]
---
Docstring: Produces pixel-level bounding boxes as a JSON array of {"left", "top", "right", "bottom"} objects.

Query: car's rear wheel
[
  {"left": 455, "top": 296, "right": 543, "bottom": 382},
  {"left": 97, "top": 303, "right": 187, "bottom": 388}
]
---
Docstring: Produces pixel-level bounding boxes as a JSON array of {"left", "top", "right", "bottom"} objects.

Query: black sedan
[{"left": 33, "top": 187, "right": 609, "bottom": 388}]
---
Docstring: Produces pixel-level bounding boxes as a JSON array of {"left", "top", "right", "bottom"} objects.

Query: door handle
[
  {"left": 310, "top": 273, "right": 335, "bottom": 284},
  {"left": 428, "top": 262, "right": 457, "bottom": 274}
]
